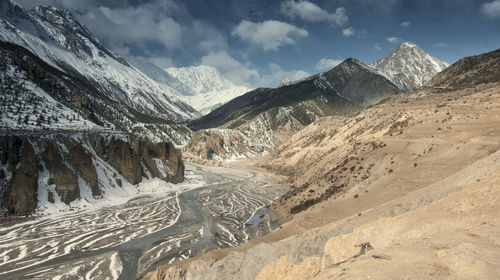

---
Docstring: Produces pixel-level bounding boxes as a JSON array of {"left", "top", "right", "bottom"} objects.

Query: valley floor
[
  {"left": 144, "top": 83, "right": 500, "bottom": 279},
  {"left": 0, "top": 164, "right": 285, "bottom": 280}
]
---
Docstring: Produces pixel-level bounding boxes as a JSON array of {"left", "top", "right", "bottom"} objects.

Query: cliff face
[
  {"left": 0, "top": 132, "right": 184, "bottom": 215},
  {"left": 0, "top": 136, "right": 38, "bottom": 214}
]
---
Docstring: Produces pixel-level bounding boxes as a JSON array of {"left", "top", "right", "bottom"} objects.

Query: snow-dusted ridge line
[{"left": 0, "top": 1, "right": 197, "bottom": 120}]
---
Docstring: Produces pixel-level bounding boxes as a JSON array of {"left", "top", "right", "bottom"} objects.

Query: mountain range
[
  {"left": 0, "top": 1, "right": 451, "bottom": 215},
  {"left": 145, "top": 46, "right": 500, "bottom": 280},
  {"left": 185, "top": 44, "right": 448, "bottom": 164}
]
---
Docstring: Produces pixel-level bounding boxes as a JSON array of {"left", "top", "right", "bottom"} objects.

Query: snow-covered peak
[
  {"left": 166, "top": 65, "right": 236, "bottom": 94},
  {"left": 399, "top": 41, "right": 418, "bottom": 48},
  {"left": 165, "top": 65, "right": 252, "bottom": 115},
  {"left": 370, "top": 42, "right": 449, "bottom": 91}
]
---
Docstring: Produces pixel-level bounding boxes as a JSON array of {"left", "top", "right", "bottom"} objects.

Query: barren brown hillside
[
  {"left": 261, "top": 83, "right": 500, "bottom": 223},
  {"left": 144, "top": 57, "right": 500, "bottom": 279}
]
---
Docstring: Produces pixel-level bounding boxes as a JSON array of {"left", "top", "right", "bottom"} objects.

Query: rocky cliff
[{"left": 0, "top": 132, "right": 184, "bottom": 215}]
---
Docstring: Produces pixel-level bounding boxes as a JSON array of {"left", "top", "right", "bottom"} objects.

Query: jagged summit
[{"left": 371, "top": 42, "right": 449, "bottom": 91}]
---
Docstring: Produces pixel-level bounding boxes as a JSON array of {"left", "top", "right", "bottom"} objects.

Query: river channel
[{"left": 0, "top": 163, "right": 285, "bottom": 280}]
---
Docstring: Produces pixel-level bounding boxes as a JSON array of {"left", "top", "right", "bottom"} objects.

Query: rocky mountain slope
[
  {"left": 427, "top": 48, "right": 500, "bottom": 89},
  {"left": 0, "top": 1, "right": 197, "bottom": 121},
  {"left": 143, "top": 49, "right": 500, "bottom": 280},
  {"left": 185, "top": 58, "right": 400, "bottom": 164},
  {"left": 165, "top": 65, "right": 252, "bottom": 115},
  {"left": 0, "top": 2, "right": 191, "bottom": 216},
  {"left": 371, "top": 42, "right": 449, "bottom": 91}
]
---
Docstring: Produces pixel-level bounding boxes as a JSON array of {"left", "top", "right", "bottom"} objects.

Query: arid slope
[{"left": 143, "top": 50, "right": 500, "bottom": 279}]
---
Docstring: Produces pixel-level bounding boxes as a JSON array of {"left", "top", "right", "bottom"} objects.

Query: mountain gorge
[{"left": 5, "top": 2, "right": 496, "bottom": 280}]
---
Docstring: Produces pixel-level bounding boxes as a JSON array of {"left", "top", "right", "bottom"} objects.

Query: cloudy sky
[{"left": 17, "top": 0, "right": 500, "bottom": 87}]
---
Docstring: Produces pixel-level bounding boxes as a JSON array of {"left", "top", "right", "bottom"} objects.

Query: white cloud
[
  {"left": 200, "top": 51, "right": 259, "bottom": 86},
  {"left": 481, "top": 0, "right": 500, "bottom": 17},
  {"left": 315, "top": 58, "right": 342, "bottom": 71},
  {"left": 190, "top": 21, "right": 228, "bottom": 52},
  {"left": 342, "top": 27, "right": 355, "bottom": 37},
  {"left": 261, "top": 63, "right": 311, "bottom": 87},
  {"left": 374, "top": 43, "right": 382, "bottom": 51},
  {"left": 400, "top": 21, "right": 410, "bottom": 27},
  {"left": 200, "top": 52, "right": 310, "bottom": 88},
  {"left": 386, "top": 36, "right": 402, "bottom": 43},
  {"left": 281, "top": 1, "right": 348, "bottom": 26},
  {"left": 99, "top": 6, "right": 182, "bottom": 50},
  {"left": 432, "top": 42, "right": 448, "bottom": 48},
  {"left": 231, "top": 20, "right": 308, "bottom": 51}
]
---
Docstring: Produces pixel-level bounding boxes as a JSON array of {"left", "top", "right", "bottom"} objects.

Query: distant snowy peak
[
  {"left": 166, "top": 65, "right": 237, "bottom": 94},
  {"left": 371, "top": 42, "right": 449, "bottom": 91},
  {"left": 165, "top": 65, "right": 252, "bottom": 115}
]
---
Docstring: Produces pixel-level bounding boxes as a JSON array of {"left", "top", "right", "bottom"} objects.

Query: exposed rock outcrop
[
  {"left": 0, "top": 136, "right": 39, "bottom": 214},
  {"left": 140, "top": 141, "right": 184, "bottom": 183},
  {"left": 108, "top": 138, "right": 143, "bottom": 185},
  {"left": 67, "top": 141, "right": 100, "bottom": 197},
  {"left": 0, "top": 132, "right": 184, "bottom": 215},
  {"left": 42, "top": 142, "right": 79, "bottom": 204}
]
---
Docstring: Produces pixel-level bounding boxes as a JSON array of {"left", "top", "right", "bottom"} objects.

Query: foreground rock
[{"left": 0, "top": 132, "right": 184, "bottom": 215}]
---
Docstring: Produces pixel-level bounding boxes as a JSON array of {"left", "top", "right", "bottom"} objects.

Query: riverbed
[{"left": 0, "top": 163, "right": 285, "bottom": 280}]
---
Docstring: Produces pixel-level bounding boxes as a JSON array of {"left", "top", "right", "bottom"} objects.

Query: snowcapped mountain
[
  {"left": 371, "top": 42, "right": 449, "bottom": 91},
  {"left": 0, "top": 1, "right": 197, "bottom": 121},
  {"left": 0, "top": 1, "right": 196, "bottom": 145},
  {"left": 165, "top": 65, "right": 252, "bottom": 115},
  {"left": 186, "top": 58, "right": 401, "bottom": 163}
]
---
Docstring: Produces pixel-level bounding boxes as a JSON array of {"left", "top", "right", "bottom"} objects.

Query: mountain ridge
[
  {"left": 184, "top": 58, "right": 400, "bottom": 164},
  {"left": 0, "top": 1, "right": 198, "bottom": 121}
]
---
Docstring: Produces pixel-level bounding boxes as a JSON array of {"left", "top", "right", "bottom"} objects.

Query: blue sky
[{"left": 17, "top": 0, "right": 500, "bottom": 87}]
